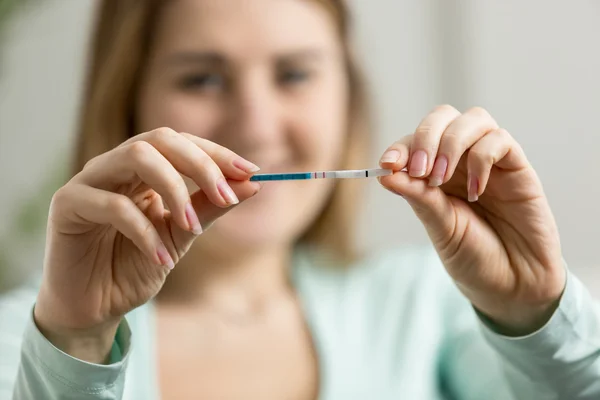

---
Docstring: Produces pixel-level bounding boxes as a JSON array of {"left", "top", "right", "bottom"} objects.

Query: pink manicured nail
[
  {"left": 185, "top": 203, "right": 203, "bottom": 235},
  {"left": 468, "top": 174, "right": 479, "bottom": 202},
  {"left": 233, "top": 158, "right": 260, "bottom": 174},
  {"left": 157, "top": 245, "right": 175, "bottom": 270},
  {"left": 409, "top": 150, "right": 427, "bottom": 177},
  {"left": 217, "top": 178, "right": 239, "bottom": 205},
  {"left": 429, "top": 155, "right": 448, "bottom": 187}
]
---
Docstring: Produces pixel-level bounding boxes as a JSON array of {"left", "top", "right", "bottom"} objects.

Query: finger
[
  {"left": 409, "top": 105, "right": 462, "bottom": 178},
  {"left": 178, "top": 132, "right": 261, "bottom": 177},
  {"left": 59, "top": 184, "right": 175, "bottom": 270},
  {"left": 126, "top": 128, "right": 250, "bottom": 206},
  {"left": 466, "top": 128, "right": 528, "bottom": 202},
  {"left": 192, "top": 180, "right": 262, "bottom": 229},
  {"left": 378, "top": 135, "right": 412, "bottom": 171},
  {"left": 123, "top": 129, "right": 260, "bottom": 179},
  {"left": 145, "top": 190, "right": 183, "bottom": 266},
  {"left": 168, "top": 180, "right": 263, "bottom": 250},
  {"left": 433, "top": 107, "right": 499, "bottom": 187},
  {"left": 77, "top": 141, "right": 197, "bottom": 233},
  {"left": 378, "top": 170, "right": 457, "bottom": 242}
]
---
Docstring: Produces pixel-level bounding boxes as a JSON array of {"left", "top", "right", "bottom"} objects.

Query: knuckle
[
  {"left": 126, "top": 141, "right": 154, "bottom": 161},
  {"left": 495, "top": 128, "right": 512, "bottom": 140},
  {"left": 469, "top": 148, "right": 493, "bottom": 166},
  {"left": 108, "top": 195, "right": 132, "bottom": 216},
  {"left": 180, "top": 131, "right": 198, "bottom": 143},
  {"left": 138, "top": 219, "right": 155, "bottom": 239},
  {"left": 192, "top": 148, "right": 211, "bottom": 165},
  {"left": 414, "top": 124, "right": 434, "bottom": 138},
  {"left": 152, "top": 127, "right": 178, "bottom": 142},
  {"left": 466, "top": 106, "right": 490, "bottom": 118},
  {"left": 433, "top": 104, "right": 458, "bottom": 114},
  {"left": 82, "top": 156, "right": 98, "bottom": 171},
  {"left": 82, "top": 151, "right": 111, "bottom": 172},
  {"left": 166, "top": 178, "right": 186, "bottom": 195},
  {"left": 50, "top": 186, "right": 71, "bottom": 210},
  {"left": 161, "top": 177, "right": 187, "bottom": 200},
  {"left": 193, "top": 152, "right": 218, "bottom": 174},
  {"left": 181, "top": 132, "right": 210, "bottom": 152},
  {"left": 440, "top": 131, "right": 463, "bottom": 151}
]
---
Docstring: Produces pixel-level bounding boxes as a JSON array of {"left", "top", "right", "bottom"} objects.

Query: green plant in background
[
  {"left": 0, "top": 161, "right": 68, "bottom": 292},
  {"left": 0, "top": 0, "right": 23, "bottom": 28},
  {"left": 0, "top": 160, "right": 68, "bottom": 292},
  {"left": 0, "top": 0, "right": 64, "bottom": 293},
  {"left": 0, "top": 0, "right": 39, "bottom": 37}
]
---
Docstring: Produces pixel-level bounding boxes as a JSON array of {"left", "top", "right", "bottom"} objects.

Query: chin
[
  {"left": 206, "top": 213, "right": 296, "bottom": 253},
  {"left": 207, "top": 184, "right": 322, "bottom": 251},
  {"left": 211, "top": 221, "right": 286, "bottom": 249}
]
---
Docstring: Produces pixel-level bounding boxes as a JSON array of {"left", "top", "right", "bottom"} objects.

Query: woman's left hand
[{"left": 378, "top": 105, "right": 565, "bottom": 335}]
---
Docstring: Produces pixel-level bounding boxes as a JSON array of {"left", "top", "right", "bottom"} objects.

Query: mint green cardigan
[{"left": 2, "top": 246, "right": 600, "bottom": 399}]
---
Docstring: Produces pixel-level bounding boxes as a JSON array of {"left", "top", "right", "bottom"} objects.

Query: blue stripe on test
[{"left": 249, "top": 172, "right": 312, "bottom": 181}]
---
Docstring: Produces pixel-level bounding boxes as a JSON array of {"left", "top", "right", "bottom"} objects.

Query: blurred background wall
[{"left": 0, "top": 0, "right": 598, "bottom": 294}]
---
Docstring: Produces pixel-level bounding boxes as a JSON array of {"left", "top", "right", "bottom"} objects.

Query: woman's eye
[
  {"left": 178, "top": 73, "right": 224, "bottom": 90},
  {"left": 278, "top": 69, "right": 311, "bottom": 85}
]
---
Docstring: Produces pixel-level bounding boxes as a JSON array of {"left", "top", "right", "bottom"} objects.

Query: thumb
[
  {"left": 189, "top": 179, "right": 262, "bottom": 233},
  {"left": 157, "top": 180, "right": 262, "bottom": 263},
  {"left": 378, "top": 172, "right": 457, "bottom": 246}
]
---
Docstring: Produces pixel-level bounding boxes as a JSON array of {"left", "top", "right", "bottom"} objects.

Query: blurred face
[{"left": 137, "top": 0, "right": 349, "bottom": 251}]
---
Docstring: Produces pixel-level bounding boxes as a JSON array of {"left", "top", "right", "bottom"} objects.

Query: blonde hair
[{"left": 74, "top": 0, "right": 372, "bottom": 262}]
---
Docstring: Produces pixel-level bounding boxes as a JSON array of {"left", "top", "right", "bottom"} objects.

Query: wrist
[
  {"left": 459, "top": 266, "right": 567, "bottom": 337},
  {"left": 476, "top": 299, "right": 561, "bottom": 336},
  {"left": 33, "top": 303, "right": 121, "bottom": 364}
]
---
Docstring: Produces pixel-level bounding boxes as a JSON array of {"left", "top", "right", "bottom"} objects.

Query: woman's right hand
[{"left": 33, "top": 128, "right": 261, "bottom": 363}]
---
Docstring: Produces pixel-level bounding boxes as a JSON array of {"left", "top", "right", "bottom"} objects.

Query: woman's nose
[{"left": 229, "top": 76, "right": 282, "bottom": 143}]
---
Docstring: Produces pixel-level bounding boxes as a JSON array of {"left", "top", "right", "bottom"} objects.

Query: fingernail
[
  {"left": 429, "top": 155, "right": 448, "bottom": 187},
  {"left": 380, "top": 150, "right": 401, "bottom": 164},
  {"left": 157, "top": 245, "right": 175, "bottom": 270},
  {"left": 233, "top": 158, "right": 260, "bottom": 174},
  {"left": 217, "top": 178, "right": 239, "bottom": 205},
  {"left": 409, "top": 150, "right": 427, "bottom": 177},
  {"left": 468, "top": 173, "right": 479, "bottom": 202},
  {"left": 185, "top": 202, "right": 203, "bottom": 235}
]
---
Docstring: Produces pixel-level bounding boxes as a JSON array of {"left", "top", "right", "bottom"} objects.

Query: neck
[{"left": 156, "top": 240, "right": 295, "bottom": 312}]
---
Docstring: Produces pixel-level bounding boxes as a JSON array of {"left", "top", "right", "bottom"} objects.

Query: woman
[{"left": 2, "top": 0, "right": 599, "bottom": 399}]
